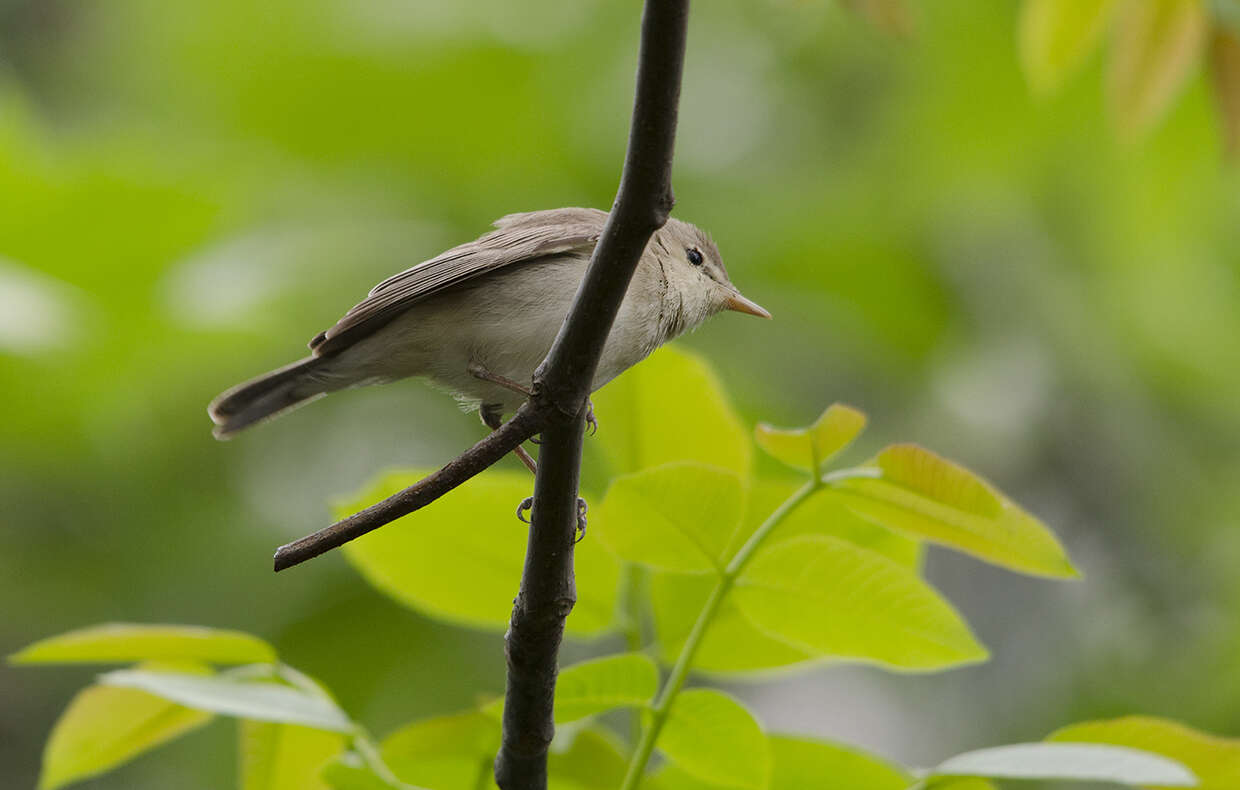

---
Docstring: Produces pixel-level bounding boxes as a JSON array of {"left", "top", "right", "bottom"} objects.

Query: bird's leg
[
  {"left": 480, "top": 403, "right": 537, "bottom": 473},
  {"left": 467, "top": 361, "right": 532, "bottom": 397},
  {"left": 481, "top": 401, "right": 587, "bottom": 542},
  {"left": 468, "top": 360, "right": 597, "bottom": 438},
  {"left": 470, "top": 362, "right": 546, "bottom": 443}
]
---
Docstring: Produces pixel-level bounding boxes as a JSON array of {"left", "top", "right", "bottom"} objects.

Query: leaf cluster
[{"left": 14, "top": 348, "right": 1240, "bottom": 790}]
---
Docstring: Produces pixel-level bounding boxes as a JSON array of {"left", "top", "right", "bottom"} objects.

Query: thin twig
[
  {"left": 495, "top": 3, "right": 690, "bottom": 789},
  {"left": 272, "top": 405, "right": 543, "bottom": 571}
]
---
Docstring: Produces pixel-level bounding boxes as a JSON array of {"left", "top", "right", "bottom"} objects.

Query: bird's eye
[{"left": 686, "top": 247, "right": 704, "bottom": 266}]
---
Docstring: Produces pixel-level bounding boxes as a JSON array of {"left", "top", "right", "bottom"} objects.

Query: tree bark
[{"left": 494, "top": 2, "right": 690, "bottom": 789}]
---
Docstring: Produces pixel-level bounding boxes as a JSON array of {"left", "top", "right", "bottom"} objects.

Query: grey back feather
[{"left": 309, "top": 208, "right": 607, "bottom": 356}]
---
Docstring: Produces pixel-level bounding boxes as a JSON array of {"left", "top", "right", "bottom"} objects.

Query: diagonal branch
[
  {"left": 272, "top": 405, "right": 543, "bottom": 571},
  {"left": 494, "top": 3, "right": 690, "bottom": 790}
]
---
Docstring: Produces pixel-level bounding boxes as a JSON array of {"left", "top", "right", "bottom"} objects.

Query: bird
[{"left": 207, "top": 207, "right": 769, "bottom": 446}]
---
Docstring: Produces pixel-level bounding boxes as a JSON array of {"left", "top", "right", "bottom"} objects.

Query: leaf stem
[
  {"left": 620, "top": 563, "right": 648, "bottom": 746},
  {"left": 618, "top": 477, "right": 822, "bottom": 790}
]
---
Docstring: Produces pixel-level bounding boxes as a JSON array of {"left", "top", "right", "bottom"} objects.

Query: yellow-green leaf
[
  {"left": 39, "top": 683, "right": 212, "bottom": 790},
  {"left": 322, "top": 752, "right": 414, "bottom": 790},
  {"left": 482, "top": 652, "right": 659, "bottom": 723},
  {"left": 827, "top": 444, "right": 1076, "bottom": 578},
  {"left": 728, "top": 481, "right": 922, "bottom": 572},
  {"left": 241, "top": 721, "right": 347, "bottom": 790},
  {"left": 651, "top": 569, "right": 818, "bottom": 674},
  {"left": 100, "top": 669, "right": 355, "bottom": 732},
  {"left": 1211, "top": 27, "right": 1240, "bottom": 154},
  {"left": 589, "top": 345, "right": 751, "bottom": 479},
  {"left": 381, "top": 711, "right": 500, "bottom": 790},
  {"left": 548, "top": 728, "right": 633, "bottom": 790},
  {"left": 923, "top": 780, "right": 1000, "bottom": 790},
  {"left": 11, "top": 623, "right": 276, "bottom": 665},
  {"left": 648, "top": 480, "right": 921, "bottom": 676},
  {"left": 1049, "top": 716, "right": 1240, "bottom": 789},
  {"left": 755, "top": 404, "right": 867, "bottom": 475},
  {"left": 340, "top": 469, "right": 619, "bottom": 637},
  {"left": 1109, "top": 0, "right": 1207, "bottom": 135},
  {"left": 1019, "top": 0, "right": 1117, "bottom": 94},
  {"left": 928, "top": 742, "right": 1195, "bottom": 786},
  {"left": 734, "top": 536, "right": 988, "bottom": 671},
  {"left": 594, "top": 463, "right": 746, "bottom": 573},
  {"left": 766, "top": 734, "right": 912, "bottom": 790},
  {"left": 660, "top": 690, "right": 769, "bottom": 790},
  {"left": 553, "top": 652, "right": 659, "bottom": 723}
]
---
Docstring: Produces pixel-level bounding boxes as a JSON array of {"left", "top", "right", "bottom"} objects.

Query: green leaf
[
  {"left": 381, "top": 710, "right": 500, "bottom": 789},
  {"left": 100, "top": 668, "right": 355, "bottom": 732},
  {"left": 725, "top": 481, "right": 922, "bottom": 572},
  {"left": 922, "top": 780, "right": 998, "bottom": 790},
  {"left": 733, "top": 536, "right": 987, "bottom": 671},
  {"left": 754, "top": 404, "right": 867, "bottom": 474},
  {"left": 928, "top": 742, "right": 1196, "bottom": 785},
  {"left": 660, "top": 690, "right": 769, "bottom": 790},
  {"left": 595, "top": 463, "right": 746, "bottom": 573},
  {"left": 1019, "top": 0, "right": 1117, "bottom": 94},
  {"left": 241, "top": 720, "right": 347, "bottom": 790},
  {"left": 827, "top": 444, "right": 1076, "bottom": 578},
  {"left": 590, "top": 345, "right": 751, "bottom": 478},
  {"left": 766, "top": 735, "right": 912, "bottom": 790},
  {"left": 553, "top": 652, "right": 659, "bottom": 723},
  {"left": 548, "top": 728, "right": 633, "bottom": 790},
  {"left": 1049, "top": 716, "right": 1240, "bottom": 789},
  {"left": 654, "top": 735, "right": 913, "bottom": 790},
  {"left": 340, "top": 469, "right": 619, "bottom": 637},
  {"left": 648, "top": 482, "right": 922, "bottom": 675},
  {"left": 322, "top": 752, "right": 420, "bottom": 790},
  {"left": 11, "top": 623, "right": 276, "bottom": 665},
  {"left": 650, "top": 570, "right": 818, "bottom": 674},
  {"left": 1109, "top": 0, "right": 1207, "bottom": 135},
  {"left": 483, "top": 653, "right": 659, "bottom": 723},
  {"left": 39, "top": 682, "right": 213, "bottom": 790}
]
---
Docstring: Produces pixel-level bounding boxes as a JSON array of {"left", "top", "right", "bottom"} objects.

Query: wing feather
[{"left": 309, "top": 208, "right": 606, "bottom": 355}]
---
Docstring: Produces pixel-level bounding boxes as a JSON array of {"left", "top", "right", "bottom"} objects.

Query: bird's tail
[{"left": 208, "top": 356, "right": 336, "bottom": 439}]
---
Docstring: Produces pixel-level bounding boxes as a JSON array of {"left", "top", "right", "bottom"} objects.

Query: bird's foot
[
  {"left": 514, "top": 496, "right": 588, "bottom": 543},
  {"left": 584, "top": 399, "right": 598, "bottom": 436},
  {"left": 575, "top": 497, "right": 588, "bottom": 542}
]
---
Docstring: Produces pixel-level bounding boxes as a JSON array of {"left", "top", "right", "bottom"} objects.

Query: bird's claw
[
  {"left": 575, "top": 497, "right": 588, "bottom": 543},
  {"left": 514, "top": 496, "right": 587, "bottom": 542},
  {"left": 584, "top": 400, "right": 598, "bottom": 437}
]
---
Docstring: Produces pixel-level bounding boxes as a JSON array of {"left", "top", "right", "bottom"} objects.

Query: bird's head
[{"left": 656, "top": 219, "right": 770, "bottom": 332}]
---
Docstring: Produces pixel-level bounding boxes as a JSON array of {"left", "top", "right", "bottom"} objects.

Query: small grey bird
[{"left": 208, "top": 207, "right": 768, "bottom": 441}]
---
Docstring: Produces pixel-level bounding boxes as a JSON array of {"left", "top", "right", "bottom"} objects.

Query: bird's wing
[{"left": 309, "top": 208, "right": 607, "bottom": 355}]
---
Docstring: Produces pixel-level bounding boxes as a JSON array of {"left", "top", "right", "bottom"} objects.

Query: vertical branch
[
  {"left": 494, "top": 419, "right": 585, "bottom": 790},
  {"left": 494, "top": 2, "right": 690, "bottom": 789}
]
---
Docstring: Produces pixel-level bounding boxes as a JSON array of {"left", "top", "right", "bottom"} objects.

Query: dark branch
[
  {"left": 272, "top": 405, "right": 543, "bottom": 571},
  {"left": 533, "top": 0, "right": 688, "bottom": 415},
  {"left": 495, "top": 3, "right": 690, "bottom": 790},
  {"left": 494, "top": 418, "right": 584, "bottom": 790},
  {"left": 275, "top": 3, "right": 688, "bottom": 785}
]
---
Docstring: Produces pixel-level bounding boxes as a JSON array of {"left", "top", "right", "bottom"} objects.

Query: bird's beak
[{"left": 724, "top": 291, "right": 772, "bottom": 319}]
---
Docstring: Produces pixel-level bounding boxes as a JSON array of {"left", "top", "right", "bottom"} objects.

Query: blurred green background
[{"left": 3, "top": 0, "right": 1239, "bottom": 787}]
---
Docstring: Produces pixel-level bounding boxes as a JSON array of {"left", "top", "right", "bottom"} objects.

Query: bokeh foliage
[
  {"left": 4, "top": 0, "right": 1240, "bottom": 788},
  {"left": 13, "top": 351, "right": 1231, "bottom": 788}
]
